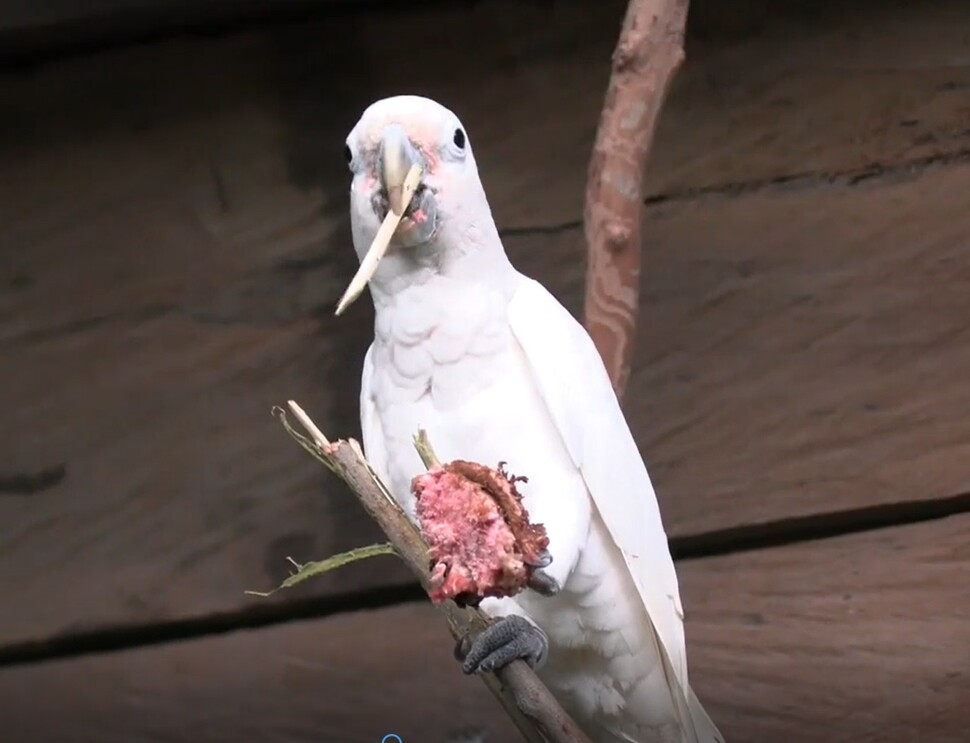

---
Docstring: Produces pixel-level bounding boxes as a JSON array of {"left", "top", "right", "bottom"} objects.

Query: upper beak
[
  {"left": 379, "top": 124, "right": 421, "bottom": 216},
  {"left": 335, "top": 128, "right": 425, "bottom": 316}
]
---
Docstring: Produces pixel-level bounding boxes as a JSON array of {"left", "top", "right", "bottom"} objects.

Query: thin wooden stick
[
  {"left": 583, "top": 0, "right": 690, "bottom": 398},
  {"left": 275, "top": 403, "right": 593, "bottom": 743},
  {"left": 335, "top": 163, "right": 423, "bottom": 316}
]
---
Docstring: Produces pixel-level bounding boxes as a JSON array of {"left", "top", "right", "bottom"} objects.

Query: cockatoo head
[{"left": 344, "top": 95, "right": 497, "bottom": 279}]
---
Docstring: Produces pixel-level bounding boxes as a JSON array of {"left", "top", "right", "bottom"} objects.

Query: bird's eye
[
  {"left": 452, "top": 128, "right": 466, "bottom": 150},
  {"left": 343, "top": 144, "right": 353, "bottom": 166}
]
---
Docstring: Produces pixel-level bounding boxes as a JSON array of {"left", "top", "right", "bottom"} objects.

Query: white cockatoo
[{"left": 341, "top": 95, "right": 723, "bottom": 743}]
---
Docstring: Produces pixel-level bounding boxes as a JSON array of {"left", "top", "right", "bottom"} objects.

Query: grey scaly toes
[{"left": 459, "top": 615, "right": 549, "bottom": 674}]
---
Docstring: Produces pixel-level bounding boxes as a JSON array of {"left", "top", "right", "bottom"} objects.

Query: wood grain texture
[
  {"left": 582, "top": 0, "right": 688, "bottom": 397},
  {"left": 0, "top": 517, "right": 965, "bottom": 743},
  {"left": 0, "top": 603, "right": 522, "bottom": 743},
  {"left": 1, "top": 0, "right": 970, "bottom": 646},
  {"left": 681, "top": 514, "right": 970, "bottom": 743},
  {"left": 509, "top": 160, "right": 970, "bottom": 538}
]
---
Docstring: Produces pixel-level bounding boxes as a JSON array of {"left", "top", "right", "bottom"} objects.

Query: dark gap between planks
[
  {"left": 2, "top": 490, "right": 969, "bottom": 669},
  {"left": 499, "top": 146, "right": 970, "bottom": 240}
]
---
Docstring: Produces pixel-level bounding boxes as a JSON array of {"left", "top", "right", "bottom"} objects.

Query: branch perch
[
  {"left": 583, "top": 0, "right": 690, "bottom": 398},
  {"left": 275, "top": 401, "right": 592, "bottom": 743}
]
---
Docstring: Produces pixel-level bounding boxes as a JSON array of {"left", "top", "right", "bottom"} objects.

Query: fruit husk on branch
[
  {"left": 263, "top": 401, "right": 592, "bottom": 743},
  {"left": 414, "top": 459, "right": 550, "bottom": 606}
]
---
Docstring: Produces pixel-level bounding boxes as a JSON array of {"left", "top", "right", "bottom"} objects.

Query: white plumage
[{"left": 346, "top": 95, "right": 723, "bottom": 743}]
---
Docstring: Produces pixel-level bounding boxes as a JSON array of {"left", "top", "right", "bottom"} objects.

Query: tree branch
[
  {"left": 276, "top": 401, "right": 593, "bottom": 743},
  {"left": 583, "top": 0, "right": 690, "bottom": 398}
]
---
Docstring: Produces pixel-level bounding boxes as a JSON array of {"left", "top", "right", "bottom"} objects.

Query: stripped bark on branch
[
  {"left": 275, "top": 402, "right": 593, "bottom": 743},
  {"left": 583, "top": 0, "right": 690, "bottom": 398}
]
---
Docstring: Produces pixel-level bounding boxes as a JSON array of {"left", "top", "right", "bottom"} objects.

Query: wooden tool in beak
[{"left": 335, "top": 163, "right": 423, "bottom": 316}]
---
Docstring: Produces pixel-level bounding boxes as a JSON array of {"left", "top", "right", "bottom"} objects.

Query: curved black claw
[
  {"left": 454, "top": 632, "right": 473, "bottom": 662},
  {"left": 523, "top": 549, "right": 553, "bottom": 569},
  {"left": 461, "top": 615, "right": 549, "bottom": 674},
  {"left": 527, "top": 568, "right": 561, "bottom": 597}
]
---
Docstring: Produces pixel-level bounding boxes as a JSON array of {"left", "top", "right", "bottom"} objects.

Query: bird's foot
[{"left": 455, "top": 615, "right": 549, "bottom": 674}]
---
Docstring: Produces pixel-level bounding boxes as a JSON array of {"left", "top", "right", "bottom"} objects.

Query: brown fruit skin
[{"left": 447, "top": 460, "right": 550, "bottom": 566}]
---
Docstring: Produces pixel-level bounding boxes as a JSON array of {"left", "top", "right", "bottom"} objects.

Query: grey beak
[{"left": 378, "top": 124, "right": 421, "bottom": 216}]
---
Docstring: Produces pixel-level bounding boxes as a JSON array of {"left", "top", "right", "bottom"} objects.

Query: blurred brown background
[{"left": 0, "top": 0, "right": 968, "bottom": 741}]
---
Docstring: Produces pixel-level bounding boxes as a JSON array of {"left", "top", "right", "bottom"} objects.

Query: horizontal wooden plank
[
  {"left": 0, "top": 603, "right": 521, "bottom": 743},
  {"left": 2, "top": 0, "right": 970, "bottom": 648},
  {"left": 681, "top": 514, "right": 970, "bottom": 742},
  {"left": 0, "top": 0, "right": 356, "bottom": 33},
  {"left": 1, "top": 516, "right": 965, "bottom": 743},
  {"left": 0, "top": 315, "right": 414, "bottom": 644},
  {"left": 510, "top": 159, "right": 970, "bottom": 537},
  {"left": 637, "top": 158, "right": 970, "bottom": 535}
]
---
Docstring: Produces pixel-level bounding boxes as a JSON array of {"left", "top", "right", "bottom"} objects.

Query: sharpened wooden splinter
[
  {"left": 287, "top": 400, "right": 330, "bottom": 449},
  {"left": 335, "top": 163, "right": 423, "bottom": 316}
]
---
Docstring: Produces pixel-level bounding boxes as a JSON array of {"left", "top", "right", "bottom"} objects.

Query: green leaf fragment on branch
[{"left": 245, "top": 542, "right": 398, "bottom": 597}]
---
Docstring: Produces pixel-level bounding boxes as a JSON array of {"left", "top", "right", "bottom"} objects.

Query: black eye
[
  {"left": 343, "top": 144, "right": 353, "bottom": 165},
  {"left": 452, "top": 128, "right": 466, "bottom": 149}
]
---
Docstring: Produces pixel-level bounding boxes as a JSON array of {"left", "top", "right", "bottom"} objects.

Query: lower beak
[{"left": 379, "top": 124, "right": 421, "bottom": 216}]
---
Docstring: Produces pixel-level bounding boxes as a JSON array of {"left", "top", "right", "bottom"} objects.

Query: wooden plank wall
[{"left": 0, "top": 0, "right": 968, "bottom": 740}]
